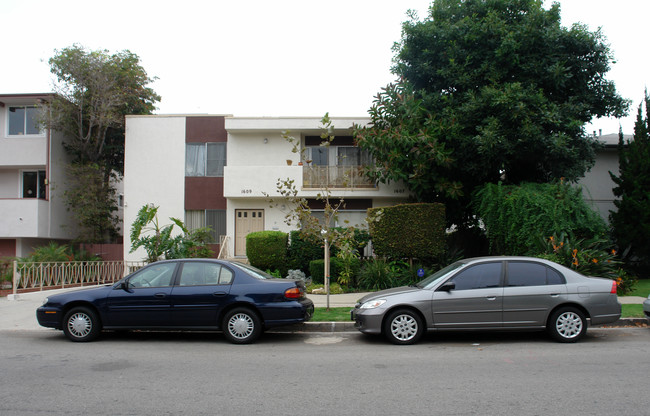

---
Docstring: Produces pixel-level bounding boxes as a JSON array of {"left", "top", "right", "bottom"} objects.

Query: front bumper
[
  {"left": 350, "top": 306, "right": 384, "bottom": 335},
  {"left": 36, "top": 307, "right": 62, "bottom": 329}
]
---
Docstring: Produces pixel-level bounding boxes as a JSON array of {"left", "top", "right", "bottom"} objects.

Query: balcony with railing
[{"left": 302, "top": 165, "right": 375, "bottom": 189}]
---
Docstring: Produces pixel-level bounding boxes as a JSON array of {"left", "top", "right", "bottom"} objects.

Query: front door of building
[{"left": 235, "top": 209, "right": 264, "bottom": 256}]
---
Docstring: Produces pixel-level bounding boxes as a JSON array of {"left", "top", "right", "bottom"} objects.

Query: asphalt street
[{"left": 1, "top": 328, "right": 649, "bottom": 415}]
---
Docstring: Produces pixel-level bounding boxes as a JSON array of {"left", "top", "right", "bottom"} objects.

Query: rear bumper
[{"left": 262, "top": 298, "right": 314, "bottom": 328}]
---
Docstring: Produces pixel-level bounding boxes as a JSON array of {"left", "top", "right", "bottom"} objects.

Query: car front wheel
[
  {"left": 548, "top": 307, "right": 587, "bottom": 343},
  {"left": 222, "top": 308, "right": 262, "bottom": 344},
  {"left": 62, "top": 307, "right": 101, "bottom": 342},
  {"left": 383, "top": 309, "right": 424, "bottom": 345}
]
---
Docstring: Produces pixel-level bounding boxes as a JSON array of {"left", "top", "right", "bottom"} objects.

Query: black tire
[
  {"left": 62, "top": 307, "right": 101, "bottom": 342},
  {"left": 547, "top": 307, "right": 587, "bottom": 343},
  {"left": 383, "top": 309, "right": 424, "bottom": 345},
  {"left": 222, "top": 308, "right": 262, "bottom": 344}
]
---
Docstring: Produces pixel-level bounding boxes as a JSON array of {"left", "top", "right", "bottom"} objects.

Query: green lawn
[
  {"left": 313, "top": 304, "right": 647, "bottom": 321},
  {"left": 630, "top": 279, "right": 650, "bottom": 297},
  {"left": 622, "top": 304, "right": 645, "bottom": 318}
]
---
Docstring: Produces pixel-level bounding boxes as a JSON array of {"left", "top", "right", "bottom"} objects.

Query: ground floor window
[{"left": 185, "top": 209, "right": 226, "bottom": 243}]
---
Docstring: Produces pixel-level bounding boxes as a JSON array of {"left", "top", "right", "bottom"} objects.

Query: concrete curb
[
  {"left": 268, "top": 322, "right": 357, "bottom": 333},
  {"left": 269, "top": 318, "right": 648, "bottom": 333}
]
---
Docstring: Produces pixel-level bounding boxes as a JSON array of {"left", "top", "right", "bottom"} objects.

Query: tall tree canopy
[
  {"left": 609, "top": 93, "right": 650, "bottom": 271},
  {"left": 45, "top": 44, "right": 160, "bottom": 242},
  {"left": 47, "top": 44, "right": 160, "bottom": 174},
  {"left": 355, "top": 0, "right": 628, "bottom": 226}
]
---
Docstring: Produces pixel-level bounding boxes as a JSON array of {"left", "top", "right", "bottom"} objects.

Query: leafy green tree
[
  {"left": 266, "top": 114, "right": 358, "bottom": 308},
  {"left": 45, "top": 44, "right": 160, "bottom": 242},
  {"left": 355, "top": 0, "right": 628, "bottom": 227},
  {"left": 610, "top": 93, "right": 650, "bottom": 271},
  {"left": 63, "top": 163, "right": 120, "bottom": 243},
  {"left": 130, "top": 205, "right": 213, "bottom": 262}
]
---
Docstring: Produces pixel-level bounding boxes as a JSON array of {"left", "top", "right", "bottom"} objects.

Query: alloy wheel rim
[
  {"left": 68, "top": 313, "right": 92, "bottom": 338},
  {"left": 556, "top": 311, "right": 583, "bottom": 339},
  {"left": 228, "top": 313, "right": 254, "bottom": 339},
  {"left": 390, "top": 314, "right": 418, "bottom": 341}
]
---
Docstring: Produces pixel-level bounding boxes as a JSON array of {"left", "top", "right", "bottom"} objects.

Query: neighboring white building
[
  {"left": 0, "top": 93, "right": 77, "bottom": 258},
  {"left": 123, "top": 115, "right": 412, "bottom": 262}
]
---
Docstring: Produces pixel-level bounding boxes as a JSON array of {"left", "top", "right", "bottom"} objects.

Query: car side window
[
  {"left": 128, "top": 263, "right": 176, "bottom": 288},
  {"left": 507, "top": 262, "right": 566, "bottom": 286},
  {"left": 180, "top": 262, "right": 232, "bottom": 286},
  {"left": 219, "top": 267, "right": 234, "bottom": 284},
  {"left": 449, "top": 262, "right": 502, "bottom": 290}
]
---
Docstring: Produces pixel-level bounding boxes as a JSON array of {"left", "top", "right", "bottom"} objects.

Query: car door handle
[
  {"left": 154, "top": 293, "right": 167, "bottom": 299},
  {"left": 486, "top": 296, "right": 497, "bottom": 301},
  {"left": 550, "top": 294, "right": 560, "bottom": 297},
  {"left": 212, "top": 292, "right": 227, "bottom": 297}
]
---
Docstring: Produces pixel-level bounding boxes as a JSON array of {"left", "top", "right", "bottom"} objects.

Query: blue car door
[
  {"left": 105, "top": 262, "right": 177, "bottom": 327},
  {"left": 170, "top": 261, "right": 234, "bottom": 327}
]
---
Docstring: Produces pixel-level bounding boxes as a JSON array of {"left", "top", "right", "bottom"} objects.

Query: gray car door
[
  {"left": 502, "top": 261, "right": 567, "bottom": 327},
  {"left": 432, "top": 261, "right": 504, "bottom": 328}
]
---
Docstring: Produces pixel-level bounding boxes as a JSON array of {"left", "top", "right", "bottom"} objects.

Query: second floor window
[
  {"left": 8, "top": 106, "right": 42, "bottom": 136},
  {"left": 185, "top": 143, "right": 226, "bottom": 177},
  {"left": 23, "top": 170, "right": 46, "bottom": 199}
]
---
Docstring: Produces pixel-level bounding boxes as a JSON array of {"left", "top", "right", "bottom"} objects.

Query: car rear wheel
[
  {"left": 548, "top": 307, "right": 587, "bottom": 343},
  {"left": 62, "top": 307, "right": 101, "bottom": 342},
  {"left": 222, "top": 308, "right": 262, "bottom": 344},
  {"left": 383, "top": 309, "right": 424, "bottom": 345}
]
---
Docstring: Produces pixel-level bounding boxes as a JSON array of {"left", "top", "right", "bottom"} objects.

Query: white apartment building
[
  {"left": 0, "top": 93, "right": 77, "bottom": 257},
  {"left": 123, "top": 115, "right": 412, "bottom": 262}
]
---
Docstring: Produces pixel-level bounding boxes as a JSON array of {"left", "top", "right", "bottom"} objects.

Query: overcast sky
[{"left": 2, "top": 0, "right": 647, "bottom": 135}]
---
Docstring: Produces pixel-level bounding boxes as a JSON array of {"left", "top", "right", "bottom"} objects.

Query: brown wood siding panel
[
  {"left": 185, "top": 177, "right": 226, "bottom": 210},
  {"left": 186, "top": 116, "right": 227, "bottom": 143},
  {"left": 307, "top": 198, "right": 372, "bottom": 210},
  {"left": 0, "top": 239, "right": 16, "bottom": 258},
  {"left": 305, "top": 136, "right": 354, "bottom": 146}
]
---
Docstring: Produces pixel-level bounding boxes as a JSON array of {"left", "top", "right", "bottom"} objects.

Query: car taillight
[
  {"left": 284, "top": 287, "right": 303, "bottom": 299},
  {"left": 611, "top": 281, "right": 617, "bottom": 294}
]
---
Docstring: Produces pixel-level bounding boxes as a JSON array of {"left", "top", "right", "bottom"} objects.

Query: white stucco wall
[
  {"left": 578, "top": 148, "right": 619, "bottom": 221},
  {"left": 124, "top": 115, "right": 186, "bottom": 261}
]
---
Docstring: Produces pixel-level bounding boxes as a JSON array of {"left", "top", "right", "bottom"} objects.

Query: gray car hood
[{"left": 357, "top": 286, "right": 421, "bottom": 304}]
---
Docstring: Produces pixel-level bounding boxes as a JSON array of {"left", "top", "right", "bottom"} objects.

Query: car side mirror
[
  {"left": 438, "top": 281, "right": 455, "bottom": 292},
  {"left": 120, "top": 281, "right": 130, "bottom": 291}
]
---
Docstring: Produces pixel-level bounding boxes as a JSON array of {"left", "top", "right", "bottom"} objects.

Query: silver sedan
[
  {"left": 643, "top": 295, "right": 650, "bottom": 323},
  {"left": 352, "top": 256, "right": 621, "bottom": 344}
]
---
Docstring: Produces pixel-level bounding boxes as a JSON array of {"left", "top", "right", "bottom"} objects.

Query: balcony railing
[{"left": 302, "top": 165, "right": 375, "bottom": 189}]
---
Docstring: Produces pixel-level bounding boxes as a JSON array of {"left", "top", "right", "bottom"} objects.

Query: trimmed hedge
[
  {"left": 309, "top": 258, "right": 344, "bottom": 284},
  {"left": 246, "top": 231, "right": 288, "bottom": 274},
  {"left": 367, "top": 203, "right": 446, "bottom": 260},
  {"left": 287, "top": 231, "right": 323, "bottom": 273}
]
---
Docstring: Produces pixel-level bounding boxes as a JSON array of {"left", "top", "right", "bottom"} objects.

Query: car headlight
[
  {"left": 360, "top": 299, "right": 387, "bottom": 309},
  {"left": 41, "top": 297, "right": 49, "bottom": 306}
]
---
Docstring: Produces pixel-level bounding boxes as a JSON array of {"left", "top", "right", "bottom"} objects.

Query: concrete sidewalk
[{"left": 0, "top": 287, "right": 646, "bottom": 332}]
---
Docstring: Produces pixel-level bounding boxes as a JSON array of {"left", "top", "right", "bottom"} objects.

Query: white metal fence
[{"left": 11, "top": 261, "right": 147, "bottom": 295}]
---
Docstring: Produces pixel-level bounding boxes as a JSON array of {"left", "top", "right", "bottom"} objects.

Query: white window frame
[{"left": 6, "top": 105, "right": 44, "bottom": 137}]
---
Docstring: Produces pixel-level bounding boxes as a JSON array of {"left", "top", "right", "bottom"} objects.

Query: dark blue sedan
[{"left": 37, "top": 259, "right": 314, "bottom": 344}]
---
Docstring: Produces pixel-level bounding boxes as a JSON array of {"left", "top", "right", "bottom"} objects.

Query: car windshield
[
  {"left": 416, "top": 261, "right": 466, "bottom": 289},
  {"left": 230, "top": 262, "right": 274, "bottom": 280}
]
